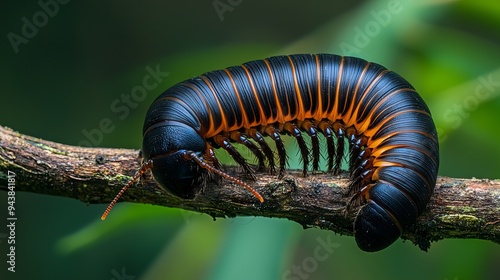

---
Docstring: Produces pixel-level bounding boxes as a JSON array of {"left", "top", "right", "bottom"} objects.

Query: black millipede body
[{"left": 102, "top": 54, "right": 439, "bottom": 252}]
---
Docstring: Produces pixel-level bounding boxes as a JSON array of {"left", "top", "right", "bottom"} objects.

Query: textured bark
[{"left": 0, "top": 125, "right": 499, "bottom": 250}]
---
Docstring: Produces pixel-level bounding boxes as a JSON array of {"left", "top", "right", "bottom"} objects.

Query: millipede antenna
[{"left": 101, "top": 160, "right": 153, "bottom": 220}]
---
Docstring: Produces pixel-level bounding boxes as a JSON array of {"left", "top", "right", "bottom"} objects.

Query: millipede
[{"left": 101, "top": 54, "right": 439, "bottom": 252}]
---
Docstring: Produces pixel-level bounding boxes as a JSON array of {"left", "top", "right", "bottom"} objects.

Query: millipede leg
[
  {"left": 264, "top": 125, "right": 287, "bottom": 178},
  {"left": 284, "top": 122, "right": 309, "bottom": 176},
  {"left": 213, "top": 135, "right": 256, "bottom": 180},
  {"left": 348, "top": 134, "right": 362, "bottom": 174},
  {"left": 333, "top": 122, "right": 346, "bottom": 175},
  {"left": 229, "top": 131, "right": 266, "bottom": 171},
  {"left": 247, "top": 129, "right": 276, "bottom": 174},
  {"left": 346, "top": 180, "right": 374, "bottom": 210},
  {"left": 301, "top": 121, "right": 320, "bottom": 171},
  {"left": 205, "top": 144, "right": 222, "bottom": 170},
  {"left": 348, "top": 168, "right": 373, "bottom": 196},
  {"left": 318, "top": 121, "right": 335, "bottom": 172},
  {"left": 350, "top": 151, "right": 366, "bottom": 178},
  {"left": 203, "top": 144, "right": 222, "bottom": 183}
]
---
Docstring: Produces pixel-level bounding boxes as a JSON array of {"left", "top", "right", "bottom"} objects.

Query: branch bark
[{"left": 0, "top": 125, "right": 499, "bottom": 250}]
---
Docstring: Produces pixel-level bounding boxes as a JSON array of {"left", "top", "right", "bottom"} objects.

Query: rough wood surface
[{"left": 0, "top": 125, "right": 499, "bottom": 250}]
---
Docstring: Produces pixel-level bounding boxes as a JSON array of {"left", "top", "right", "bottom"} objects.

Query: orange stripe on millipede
[
  {"left": 330, "top": 56, "right": 344, "bottom": 121},
  {"left": 287, "top": 56, "right": 305, "bottom": 120},
  {"left": 344, "top": 63, "right": 370, "bottom": 127},
  {"left": 314, "top": 54, "right": 323, "bottom": 121},
  {"left": 200, "top": 76, "right": 228, "bottom": 131},
  {"left": 224, "top": 68, "right": 250, "bottom": 129},
  {"left": 365, "top": 108, "right": 430, "bottom": 139},
  {"left": 263, "top": 59, "right": 285, "bottom": 123},
  {"left": 185, "top": 83, "right": 219, "bottom": 137},
  {"left": 352, "top": 70, "right": 390, "bottom": 132},
  {"left": 360, "top": 89, "right": 431, "bottom": 138},
  {"left": 241, "top": 64, "right": 268, "bottom": 126}
]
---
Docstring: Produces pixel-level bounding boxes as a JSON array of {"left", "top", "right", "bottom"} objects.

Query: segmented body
[{"left": 139, "top": 54, "right": 439, "bottom": 251}]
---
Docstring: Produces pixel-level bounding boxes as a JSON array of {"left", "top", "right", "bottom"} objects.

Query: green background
[{"left": 1, "top": 0, "right": 499, "bottom": 279}]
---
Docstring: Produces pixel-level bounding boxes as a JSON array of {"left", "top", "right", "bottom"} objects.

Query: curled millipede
[{"left": 101, "top": 54, "right": 439, "bottom": 252}]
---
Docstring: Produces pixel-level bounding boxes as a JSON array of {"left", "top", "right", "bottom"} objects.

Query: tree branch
[{"left": 0, "top": 125, "right": 499, "bottom": 250}]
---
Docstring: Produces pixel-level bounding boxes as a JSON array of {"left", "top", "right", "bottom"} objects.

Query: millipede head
[
  {"left": 141, "top": 121, "right": 208, "bottom": 199},
  {"left": 101, "top": 120, "right": 264, "bottom": 221},
  {"left": 100, "top": 150, "right": 264, "bottom": 221}
]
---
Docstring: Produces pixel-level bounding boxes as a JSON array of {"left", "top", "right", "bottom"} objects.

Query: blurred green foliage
[{"left": 0, "top": 0, "right": 499, "bottom": 279}]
